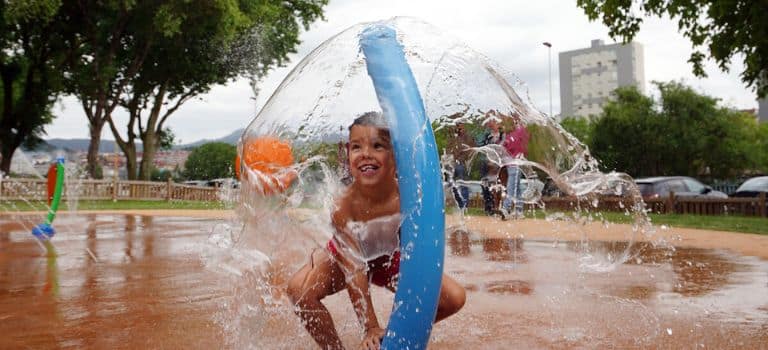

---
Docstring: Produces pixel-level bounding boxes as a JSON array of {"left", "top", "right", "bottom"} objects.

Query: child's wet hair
[{"left": 349, "top": 111, "right": 391, "bottom": 139}]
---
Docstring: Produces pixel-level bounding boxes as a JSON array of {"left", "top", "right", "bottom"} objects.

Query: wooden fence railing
[
  {"left": 4, "top": 178, "right": 766, "bottom": 217},
  {"left": 0, "top": 178, "right": 224, "bottom": 202},
  {"left": 462, "top": 192, "right": 767, "bottom": 217}
]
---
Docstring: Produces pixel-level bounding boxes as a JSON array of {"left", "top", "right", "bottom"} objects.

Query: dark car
[
  {"left": 634, "top": 176, "right": 728, "bottom": 199},
  {"left": 731, "top": 176, "right": 768, "bottom": 198}
]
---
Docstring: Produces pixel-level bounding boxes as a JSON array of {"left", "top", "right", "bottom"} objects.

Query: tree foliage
[
  {"left": 560, "top": 116, "right": 594, "bottom": 146},
  {"left": 589, "top": 82, "right": 764, "bottom": 179},
  {"left": 577, "top": 0, "right": 768, "bottom": 98},
  {"left": 158, "top": 128, "right": 176, "bottom": 151},
  {"left": 183, "top": 142, "right": 236, "bottom": 180},
  {"left": 0, "top": 0, "right": 66, "bottom": 173},
  {"left": 61, "top": 0, "right": 327, "bottom": 179}
]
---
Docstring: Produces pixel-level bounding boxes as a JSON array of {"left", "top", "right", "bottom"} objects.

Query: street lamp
[{"left": 543, "top": 42, "right": 552, "bottom": 118}]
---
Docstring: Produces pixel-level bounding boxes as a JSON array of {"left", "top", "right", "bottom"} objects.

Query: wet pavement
[{"left": 1, "top": 214, "right": 767, "bottom": 349}]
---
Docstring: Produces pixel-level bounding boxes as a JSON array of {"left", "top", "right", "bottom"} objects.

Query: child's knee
[
  {"left": 287, "top": 270, "right": 318, "bottom": 306},
  {"left": 448, "top": 286, "right": 466, "bottom": 312},
  {"left": 286, "top": 276, "right": 304, "bottom": 305},
  {"left": 441, "top": 283, "right": 466, "bottom": 314}
]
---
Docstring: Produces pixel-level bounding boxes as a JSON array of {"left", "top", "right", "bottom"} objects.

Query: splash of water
[{"left": 207, "top": 17, "right": 668, "bottom": 348}]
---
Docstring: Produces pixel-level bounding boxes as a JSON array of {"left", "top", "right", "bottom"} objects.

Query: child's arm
[
  {"left": 335, "top": 249, "right": 384, "bottom": 348},
  {"left": 331, "top": 207, "right": 384, "bottom": 348}
]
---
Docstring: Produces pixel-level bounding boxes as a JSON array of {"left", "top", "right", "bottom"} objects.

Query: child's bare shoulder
[{"left": 331, "top": 189, "right": 355, "bottom": 228}]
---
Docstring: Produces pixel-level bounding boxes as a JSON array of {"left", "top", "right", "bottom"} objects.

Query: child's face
[{"left": 348, "top": 125, "right": 396, "bottom": 187}]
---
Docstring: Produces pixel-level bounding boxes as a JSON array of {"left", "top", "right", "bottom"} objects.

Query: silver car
[{"left": 635, "top": 176, "right": 728, "bottom": 199}]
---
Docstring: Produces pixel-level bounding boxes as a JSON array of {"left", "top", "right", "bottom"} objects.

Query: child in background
[
  {"left": 286, "top": 112, "right": 466, "bottom": 350},
  {"left": 478, "top": 115, "right": 504, "bottom": 216},
  {"left": 445, "top": 122, "right": 475, "bottom": 212},
  {"left": 501, "top": 117, "right": 530, "bottom": 220}
]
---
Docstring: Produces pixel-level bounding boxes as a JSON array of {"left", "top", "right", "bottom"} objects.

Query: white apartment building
[{"left": 559, "top": 39, "right": 645, "bottom": 118}]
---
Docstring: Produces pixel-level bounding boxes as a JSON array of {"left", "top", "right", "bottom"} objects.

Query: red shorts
[{"left": 327, "top": 240, "right": 400, "bottom": 287}]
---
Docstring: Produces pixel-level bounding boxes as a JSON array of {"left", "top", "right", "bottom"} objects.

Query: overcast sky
[{"left": 48, "top": 0, "right": 758, "bottom": 144}]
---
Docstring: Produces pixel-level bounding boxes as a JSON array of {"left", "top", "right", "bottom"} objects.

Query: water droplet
[{"left": 666, "top": 328, "right": 672, "bottom": 335}]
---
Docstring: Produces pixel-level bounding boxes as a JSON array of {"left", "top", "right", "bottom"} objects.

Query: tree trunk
[
  {"left": 138, "top": 129, "right": 156, "bottom": 180},
  {"left": 87, "top": 120, "right": 105, "bottom": 179},
  {"left": 108, "top": 116, "right": 139, "bottom": 180},
  {"left": 124, "top": 146, "right": 138, "bottom": 180},
  {"left": 137, "top": 84, "right": 167, "bottom": 181},
  {"left": 0, "top": 66, "right": 17, "bottom": 175},
  {"left": 0, "top": 148, "right": 13, "bottom": 174}
]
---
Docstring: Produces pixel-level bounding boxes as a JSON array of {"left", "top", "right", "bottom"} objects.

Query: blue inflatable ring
[{"left": 360, "top": 24, "right": 446, "bottom": 349}]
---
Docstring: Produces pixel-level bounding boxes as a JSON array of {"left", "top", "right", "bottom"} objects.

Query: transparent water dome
[{"left": 239, "top": 16, "right": 648, "bottom": 247}]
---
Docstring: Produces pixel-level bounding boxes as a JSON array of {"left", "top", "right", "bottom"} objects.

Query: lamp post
[{"left": 543, "top": 42, "right": 552, "bottom": 118}]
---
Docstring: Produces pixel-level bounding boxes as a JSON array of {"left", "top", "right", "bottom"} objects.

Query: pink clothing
[{"left": 504, "top": 126, "right": 529, "bottom": 158}]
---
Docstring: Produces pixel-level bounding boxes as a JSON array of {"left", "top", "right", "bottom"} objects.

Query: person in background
[
  {"left": 500, "top": 117, "right": 530, "bottom": 219},
  {"left": 445, "top": 122, "right": 475, "bottom": 213},
  {"left": 478, "top": 114, "right": 504, "bottom": 216}
]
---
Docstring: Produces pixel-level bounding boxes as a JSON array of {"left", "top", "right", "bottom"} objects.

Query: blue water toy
[{"left": 360, "top": 24, "right": 446, "bottom": 349}]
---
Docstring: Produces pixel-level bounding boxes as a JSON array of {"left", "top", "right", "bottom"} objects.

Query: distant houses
[{"left": 8, "top": 149, "right": 190, "bottom": 179}]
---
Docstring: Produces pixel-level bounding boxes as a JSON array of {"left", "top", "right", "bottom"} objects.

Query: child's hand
[{"left": 361, "top": 326, "right": 385, "bottom": 350}]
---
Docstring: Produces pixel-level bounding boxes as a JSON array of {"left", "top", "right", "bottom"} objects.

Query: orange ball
[{"left": 237, "top": 137, "right": 296, "bottom": 194}]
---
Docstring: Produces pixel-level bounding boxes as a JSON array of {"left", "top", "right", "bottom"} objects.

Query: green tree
[
  {"left": 755, "top": 122, "right": 768, "bottom": 173},
  {"left": 63, "top": 0, "right": 327, "bottom": 179},
  {"left": 656, "top": 81, "right": 754, "bottom": 178},
  {"left": 150, "top": 167, "right": 172, "bottom": 181},
  {"left": 108, "top": 0, "right": 327, "bottom": 181},
  {"left": 158, "top": 128, "right": 176, "bottom": 151},
  {"left": 0, "top": 0, "right": 66, "bottom": 173},
  {"left": 591, "top": 86, "right": 662, "bottom": 176},
  {"left": 559, "top": 116, "right": 594, "bottom": 146},
  {"left": 577, "top": 0, "right": 768, "bottom": 98},
  {"left": 183, "top": 142, "right": 236, "bottom": 180},
  {"left": 591, "top": 82, "right": 759, "bottom": 178}
]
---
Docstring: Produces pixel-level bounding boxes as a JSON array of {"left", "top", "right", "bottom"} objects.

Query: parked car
[
  {"left": 730, "top": 176, "right": 768, "bottom": 198},
  {"left": 634, "top": 176, "right": 728, "bottom": 199}
]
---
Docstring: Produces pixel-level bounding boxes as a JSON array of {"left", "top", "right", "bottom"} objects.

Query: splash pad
[
  {"left": 2, "top": 17, "right": 767, "bottom": 349},
  {"left": 1, "top": 213, "right": 767, "bottom": 348},
  {"left": 216, "top": 17, "right": 768, "bottom": 348}
]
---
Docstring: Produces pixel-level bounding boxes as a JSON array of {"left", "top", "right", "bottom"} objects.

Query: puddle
[{"left": 1, "top": 214, "right": 766, "bottom": 349}]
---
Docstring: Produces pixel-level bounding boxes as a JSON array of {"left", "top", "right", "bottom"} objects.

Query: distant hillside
[
  {"left": 177, "top": 128, "right": 243, "bottom": 149},
  {"left": 39, "top": 139, "right": 139, "bottom": 153},
  {"left": 36, "top": 129, "right": 244, "bottom": 153}
]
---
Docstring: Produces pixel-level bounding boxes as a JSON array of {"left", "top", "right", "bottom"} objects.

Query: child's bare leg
[
  {"left": 435, "top": 274, "right": 466, "bottom": 323},
  {"left": 286, "top": 250, "right": 348, "bottom": 349},
  {"left": 384, "top": 274, "right": 465, "bottom": 323}
]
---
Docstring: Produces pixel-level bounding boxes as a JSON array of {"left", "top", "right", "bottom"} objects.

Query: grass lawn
[
  {"left": 3, "top": 200, "right": 765, "bottom": 235},
  {"left": 0, "top": 200, "right": 233, "bottom": 212},
  {"left": 460, "top": 207, "right": 768, "bottom": 236}
]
